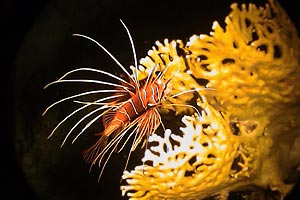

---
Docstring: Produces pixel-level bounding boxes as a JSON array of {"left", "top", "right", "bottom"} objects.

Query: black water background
[{"left": 5, "top": 0, "right": 300, "bottom": 199}]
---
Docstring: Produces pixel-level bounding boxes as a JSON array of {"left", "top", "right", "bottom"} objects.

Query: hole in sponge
[{"left": 273, "top": 45, "right": 282, "bottom": 59}]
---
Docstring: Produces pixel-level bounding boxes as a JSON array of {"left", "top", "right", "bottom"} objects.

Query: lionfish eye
[
  {"left": 157, "top": 78, "right": 162, "bottom": 85},
  {"left": 147, "top": 103, "right": 155, "bottom": 107}
]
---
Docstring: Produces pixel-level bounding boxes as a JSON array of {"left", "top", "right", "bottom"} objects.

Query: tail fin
[
  {"left": 82, "top": 124, "right": 120, "bottom": 164},
  {"left": 82, "top": 135, "right": 109, "bottom": 164}
]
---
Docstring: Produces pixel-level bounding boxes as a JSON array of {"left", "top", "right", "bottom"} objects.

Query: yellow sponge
[{"left": 121, "top": 0, "right": 300, "bottom": 199}]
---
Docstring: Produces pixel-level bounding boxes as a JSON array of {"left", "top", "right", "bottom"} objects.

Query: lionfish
[{"left": 43, "top": 20, "right": 204, "bottom": 180}]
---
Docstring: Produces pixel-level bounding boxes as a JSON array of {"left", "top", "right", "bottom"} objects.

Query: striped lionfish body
[{"left": 83, "top": 67, "right": 171, "bottom": 166}]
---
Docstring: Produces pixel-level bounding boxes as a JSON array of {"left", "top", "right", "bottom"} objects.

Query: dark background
[{"left": 5, "top": 0, "right": 300, "bottom": 199}]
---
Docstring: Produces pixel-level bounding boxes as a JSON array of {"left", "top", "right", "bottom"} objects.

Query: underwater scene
[{"left": 13, "top": 0, "right": 300, "bottom": 199}]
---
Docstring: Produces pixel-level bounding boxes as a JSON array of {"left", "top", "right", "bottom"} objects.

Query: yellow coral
[
  {"left": 121, "top": 0, "right": 300, "bottom": 199},
  {"left": 122, "top": 99, "right": 242, "bottom": 199}
]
